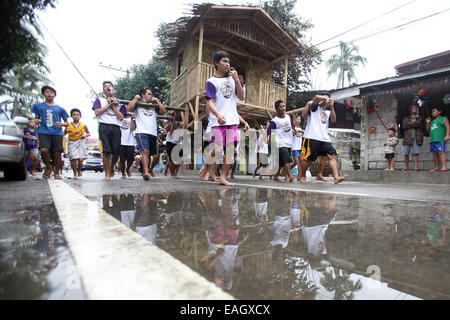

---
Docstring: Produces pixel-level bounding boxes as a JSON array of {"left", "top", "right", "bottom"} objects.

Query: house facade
[{"left": 331, "top": 50, "right": 450, "bottom": 171}]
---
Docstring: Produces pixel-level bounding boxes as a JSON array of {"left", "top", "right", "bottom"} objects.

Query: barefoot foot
[{"left": 334, "top": 175, "right": 348, "bottom": 184}]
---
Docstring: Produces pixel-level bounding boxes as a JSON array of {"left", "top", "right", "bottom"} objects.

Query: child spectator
[
  {"left": 64, "top": 108, "right": 90, "bottom": 179},
  {"left": 23, "top": 118, "right": 39, "bottom": 177},
  {"left": 426, "top": 106, "right": 450, "bottom": 172},
  {"left": 384, "top": 127, "right": 399, "bottom": 171}
]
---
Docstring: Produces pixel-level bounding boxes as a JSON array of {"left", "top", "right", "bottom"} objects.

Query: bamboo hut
[{"left": 157, "top": 4, "right": 307, "bottom": 128}]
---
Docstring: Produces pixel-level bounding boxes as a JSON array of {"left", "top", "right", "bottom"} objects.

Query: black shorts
[
  {"left": 120, "top": 145, "right": 135, "bottom": 163},
  {"left": 301, "top": 138, "right": 337, "bottom": 162},
  {"left": 99, "top": 123, "right": 121, "bottom": 156},
  {"left": 279, "top": 147, "right": 292, "bottom": 167},
  {"left": 166, "top": 141, "right": 183, "bottom": 164},
  {"left": 38, "top": 133, "right": 64, "bottom": 153},
  {"left": 385, "top": 153, "right": 395, "bottom": 159}
]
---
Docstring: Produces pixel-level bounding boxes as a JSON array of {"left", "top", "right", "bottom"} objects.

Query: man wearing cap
[{"left": 32, "top": 85, "right": 69, "bottom": 179}]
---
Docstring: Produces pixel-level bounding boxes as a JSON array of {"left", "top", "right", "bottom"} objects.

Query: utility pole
[{"left": 98, "top": 62, "right": 129, "bottom": 78}]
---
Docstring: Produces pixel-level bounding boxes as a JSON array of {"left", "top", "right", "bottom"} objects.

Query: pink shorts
[{"left": 211, "top": 125, "right": 239, "bottom": 147}]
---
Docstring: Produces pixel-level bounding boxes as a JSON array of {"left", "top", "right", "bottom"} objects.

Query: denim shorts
[
  {"left": 402, "top": 139, "right": 421, "bottom": 155},
  {"left": 136, "top": 133, "right": 157, "bottom": 156},
  {"left": 292, "top": 149, "right": 301, "bottom": 159}
]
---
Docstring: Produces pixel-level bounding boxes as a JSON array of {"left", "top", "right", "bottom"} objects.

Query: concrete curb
[{"left": 48, "top": 179, "right": 234, "bottom": 300}]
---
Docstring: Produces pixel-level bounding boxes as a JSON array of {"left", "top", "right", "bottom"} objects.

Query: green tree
[
  {"left": 0, "top": 63, "right": 50, "bottom": 118},
  {"left": 114, "top": 59, "right": 171, "bottom": 105},
  {"left": 0, "top": 0, "right": 56, "bottom": 82},
  {"left": 259, "top": 0, "right": 322, "bottom": 108},
  {"left": 326, "top": 41, "right": 367, "bottom": 89}
]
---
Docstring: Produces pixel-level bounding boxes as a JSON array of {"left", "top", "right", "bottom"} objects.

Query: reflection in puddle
[
  {"left": 0, "top": 204, "right": 85, "bottom": 299},
  {"left": 100, "top": 188, "right": 450, "bottom": 300}
]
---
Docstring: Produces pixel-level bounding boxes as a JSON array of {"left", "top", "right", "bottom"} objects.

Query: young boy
[
  {"left": 64, "top": 108, "right": 90, "bottom": 179},
  {"left": 127, "top": 87, "right": 167, "bottom": 181},
  {"left": 426, "top": 106, "right": 450, "bottom": 172},
  {"left": 300, "top": 93, "right": 347, "bottom": 184},
  {"left": 119, "top": 111, "right": 136, "bottom": 179},
  {"left": 291, "top": 115, "right": 304, "bottom": 180},
  {"left": 164, "top": 117, "right": 183, "bottom": 179},
  {"left": 384, "top": 127, "right": 399, "bottom": 171},
  {"left": 23, "top": 118, "right": 39, "bottom": 177},
  {"left": 267, "top": 100, "right": 295, "bottom": 182},
  {"left": 92, "top": 81, "right": 127, "bottom": 180},
  {"left": 204, "top": 50, "right": 249, "bottom": 186},
  {"left": 253, "top": 121, "right": 269, "bottom": 179},
  {"left": 32, "top": 85, "right": 69, "bottom": 179}
]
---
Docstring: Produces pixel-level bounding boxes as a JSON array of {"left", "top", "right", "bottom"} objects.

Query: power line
[
  {"left": 36, "top": 15, "right": 99, "bottom": 98},
  {"left": 313, "top": 0, "right": 417, "bottom": 47},
  {"left": 316, "top": 7, "right": 450, "bottom": 55}
]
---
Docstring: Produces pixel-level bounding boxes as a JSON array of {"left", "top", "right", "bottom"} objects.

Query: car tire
[{"left": 4, "top": 158, "right": 26, "bottom": 181}]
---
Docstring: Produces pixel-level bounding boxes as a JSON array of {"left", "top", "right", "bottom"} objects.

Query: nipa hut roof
[{"left": 156, "top": 3, "right": 306, "bottom": 63}]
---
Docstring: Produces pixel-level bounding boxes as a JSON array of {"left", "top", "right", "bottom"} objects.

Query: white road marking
[{"left": 48, "top": 179, "right": 233, "bottom": 300}]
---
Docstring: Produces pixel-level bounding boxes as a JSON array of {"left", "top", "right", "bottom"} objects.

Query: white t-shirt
[
  {"left": 302, "top": 225, "right": 328, "bottom": 257},
  {"left": 166, "top": 130, "right": 178, "bottom": 144},
  {"left": 292, "top": 127, "right": 303, "bottom": 151},
  {"left": 136, "top": 224, "right": 157, "bottom": 245},
  {"left": 206, "top": 231, "right": 239, "bottom": 291},
  {"left": 120, "top": 210, "right": 136, "bottom": 229},
  {"left": 269, "top": 115, "right": 293, "bottom": 148},
  {"left": 120, "top": 117, "right": 135, "bottom": 146},
  {"left": 270, "top": 216, "right": 291, "bottom": 248},
  {"left": 257, "top": 130, "right": 269, "bottom": 154},
  {"left": 254, "top": 202, "right": 268, "bottom": 222},
  {"left": 238, "top": 84, "right": 246, "bottom": 102},
  {"left": 93, "top": 98, "right": 126, "bottom": 126},
  {"left": 205, "top": 75, "right": 239, "bottom": 128},
  {"left": 303, "top": 105, "right": 331, "bottom": 142},
  {"left": 134, "top": 105, "right": 158, "bottom": 136}
]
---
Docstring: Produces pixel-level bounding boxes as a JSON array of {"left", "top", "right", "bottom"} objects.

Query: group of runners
[{"left": 26, "top": 49, "right": 347, "bottom": 185}]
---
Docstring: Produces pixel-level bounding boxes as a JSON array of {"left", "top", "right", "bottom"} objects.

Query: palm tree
[
  {"left": 0, "top": 63, "right": 50, "bottom": 118},
  {"left": 326, "top": 41, "right": 367, "bottom": 89}
]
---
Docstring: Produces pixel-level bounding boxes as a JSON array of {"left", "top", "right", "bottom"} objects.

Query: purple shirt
[{"left": 23, "top": 128, "right": 38, "bottom": 150}]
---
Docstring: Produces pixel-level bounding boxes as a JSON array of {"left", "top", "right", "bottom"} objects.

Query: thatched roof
[{"left": 156, "top": 3, "right": 306, "bottom": 63}]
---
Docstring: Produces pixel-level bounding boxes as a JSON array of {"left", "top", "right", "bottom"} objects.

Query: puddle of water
[
  {"left": 98, "top": 188, "right": 450, "bottom": 300},
  {"left": 0, "top": 204, "right": 85, "bottom": 300}
]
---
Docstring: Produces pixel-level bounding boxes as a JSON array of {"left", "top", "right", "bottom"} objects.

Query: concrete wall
[
  {"left": 361, "top": 95, "right": 450, "bottom": 170},
  {"left": 328, "top": 128, "right": 361, "bottom": 171}
]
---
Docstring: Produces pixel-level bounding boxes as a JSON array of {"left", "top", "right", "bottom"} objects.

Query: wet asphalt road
[
  {"left": 1, "top": 169, "right": 449, "bottom": 300},
  {"left": 2, "top": 169, "right": 448, "bottom": 210}
]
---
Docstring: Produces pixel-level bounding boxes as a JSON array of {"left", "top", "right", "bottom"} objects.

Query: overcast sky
[{"left": 36, "top": 0, "right": 450, "bottom": 137}]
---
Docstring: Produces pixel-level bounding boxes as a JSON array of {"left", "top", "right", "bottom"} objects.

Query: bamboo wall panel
[{"left": 259, "top": 80, "right": 286, "bottom": 110}]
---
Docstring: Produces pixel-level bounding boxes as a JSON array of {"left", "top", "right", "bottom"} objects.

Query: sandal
[
  {"left": 440, "top": 169, "right": 448, "bottom": 172},
  {"left": 42, "top": 168, "right": 52, "bottom": 179},
  {"left": 430, "top": 168, "right": 439, "bottom": 172}
]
